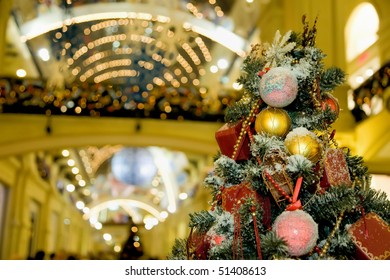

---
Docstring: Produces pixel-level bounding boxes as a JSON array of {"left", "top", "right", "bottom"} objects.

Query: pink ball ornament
[
  {"left": 273, "top": 210, "right": 318, "bottom": 257},
  {"left": 259, "top": 67, "right": 298, "bottom": 108}
]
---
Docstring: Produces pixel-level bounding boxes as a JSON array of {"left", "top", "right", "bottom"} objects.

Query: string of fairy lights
[{"left": 0, "top": 77, "right": 240, "bottom": 120}]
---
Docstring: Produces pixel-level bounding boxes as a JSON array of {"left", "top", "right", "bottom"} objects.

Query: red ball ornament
[
  {"left": 189, "top": 230, "right": 210, "bottom": 260},
  {"left": 321, "top": 94, "right": 340, "bottom": 118},
  {"left": 259, "top": 67, "right": 298, "bottom": 108},
  {"left": 273, "top": 210, "right": 318, "bottom": 257}
]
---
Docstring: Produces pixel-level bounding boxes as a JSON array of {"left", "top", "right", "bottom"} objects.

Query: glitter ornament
[
  {"left": 187, "top": 229, "right": 210, "bottom": 260},
  {"left": 321, "top": 93, "right": 340, "bottom": 123},
  {"left": 273, "top": 210, "right": 318, "bottom": 257},
  {"left": 259, "top": 67, "right": 298, "bottom": 108},
  {"left": 284, "top": 127, "right": 322, "bottom": 163},
  {"left": 321, "top": 94, "right": 339, "bottom": 114},
  {"left": 255, "top": 107, "right": 291, "bottom": 137}
]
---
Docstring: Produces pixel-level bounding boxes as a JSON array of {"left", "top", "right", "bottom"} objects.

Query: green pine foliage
[
  {"left": 167, "top": 238, "right": 187, "bottom": 260},
  {"left": 261, "top": 231, "right": 289, "bottom": 259},
  {"left": 188, "top": 211, "right": 215, "bottom": 234},
  {"left": 213, "top": 155, "right": 245, "bottom": 186},
  {"left": 168, "top": 17, "right": 390, "bottom": 260},
  {"left": 320, "top": 67, "right": 346, "bottom": 92}
]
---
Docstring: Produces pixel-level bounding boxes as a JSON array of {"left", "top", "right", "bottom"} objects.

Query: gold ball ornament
[
  {"left": 284, "top": 127, "right": 322, "bottom": 163},
  {"left": 255, "top": 107, "right": 291, "bottom": 137}
]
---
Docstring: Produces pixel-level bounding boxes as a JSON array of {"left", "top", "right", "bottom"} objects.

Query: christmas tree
[{"left": 168, "top": 17, "right": 390, "bottom": 260}]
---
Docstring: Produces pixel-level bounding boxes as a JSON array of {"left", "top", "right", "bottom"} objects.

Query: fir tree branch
[
  {"left": 261, "top": 231, "right": 289, "bottom": 259},
  {"left": 320, "top": 67, "right": 346, "bottom": 92},
  {"left": 188, "top": 210, "right": 215, "bottom": 233}
]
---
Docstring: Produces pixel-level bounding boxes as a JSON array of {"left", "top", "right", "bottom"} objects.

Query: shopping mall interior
[{"left": 0, "top": 0, "right": 389, "bottom": 260}]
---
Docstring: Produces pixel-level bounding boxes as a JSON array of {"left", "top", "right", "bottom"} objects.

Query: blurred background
[{"left": 0, "top": 0, "right": 389, "bottom": 259}]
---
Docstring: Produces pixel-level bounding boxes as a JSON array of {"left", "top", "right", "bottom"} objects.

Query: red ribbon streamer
[
  {"left": 292, "top": 176, "right": 303, "bottom": 202},
  {"left": 286, "top": 176, "right": 303, "bottom": 211},
  {"left": 232, "top": 214, "right": 243, "bottom": 259},
  {"left": 252, "top": 208, "right": 263, "bottom": 260}
]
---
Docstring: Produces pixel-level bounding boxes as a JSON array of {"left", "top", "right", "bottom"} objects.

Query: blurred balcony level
[{"left": 0, "top": 0, "right": 390, "bottom": 260}]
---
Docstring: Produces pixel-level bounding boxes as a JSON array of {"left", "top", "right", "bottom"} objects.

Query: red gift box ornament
[
  {"left": 215, "top": 101, "right": 261, "bottom": 161},
  {"left": 221, "top": 182, "right": 271, "bottom": 227},
  {"left": 348, "top": 212, "right": 390, "bottom": 260},
  {"left": 320, "top": 148, "right": 352, "bottom": 189},
  {"left": 221, "top": 182, "right": 272, "bottom": 260},
  {"left": 215, "top": 120, "right": 253, "bottom": 161}
]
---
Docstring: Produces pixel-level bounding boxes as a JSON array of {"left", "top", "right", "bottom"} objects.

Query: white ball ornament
[{"left": 259, "top": 67, "right": 298, "bottom": 108}]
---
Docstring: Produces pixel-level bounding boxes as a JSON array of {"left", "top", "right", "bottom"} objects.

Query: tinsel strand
[
  {"left": 231, "top": 100, "right": 261, "bottom": 160},
  {"left": 319, "top": 210, "right": 345, "bottom": 258}
]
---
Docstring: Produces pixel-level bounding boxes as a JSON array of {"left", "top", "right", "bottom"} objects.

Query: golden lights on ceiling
[
  {"left": 93, "top": 69, "right": 139, "bottom": 83},
  {"left": 61, "top": 14, "right": 213, "bottom": 88},
  {"left": 82, "top": 48, "right": 133, "bottom": 67},
  {"left": 186, "top": 1, "right": 225, "bottom": 19}
]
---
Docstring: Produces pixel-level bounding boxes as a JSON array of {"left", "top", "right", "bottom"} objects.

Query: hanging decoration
[
  {"left": 273, "top": 209, "right": 318, "bottom": 257},
  {"left": 261, "top": 148, "right": 294, "bottom": 206},
  {"left": 320, "top": 148, "right": 352, "bottom": 189},
  {"left": 111, "top": 147, "right": 157, "bottom": 187},
  {"left": 259, "top": 67, "right": 298, "bottom": 108},
  {"left": 255, "top": 107, "right": 291, "bottom": 137},
  {"left": 348, "top": 212, "right": 390, "bottom": 260},
  {"left": 284, "top": 127, "right": 322, "bottom": 163}
]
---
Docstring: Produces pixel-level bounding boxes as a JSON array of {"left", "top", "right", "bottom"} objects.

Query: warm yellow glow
[
  {"left": 179, "top": 193, "right": 188, "bottom": 200},
  {"left": 345, "top": 3, "right": 379, "bottom": 62},
  {"left": 79, "top": 58, "right": 133, "bottom": 80},
  {"left": 20, "top": 5, "right": 245, "bottom": 56},
  {"left": 149, "top": 147, "right": 178, "bottom": 213},
  {"left": 38, "top": 48, "right": 50, "bottom": 61},
  {"left": 94, "top": 222, "right": 102, "bottom": 230},
  {"left": 66, "top": 184, "right": 75, "bottom": 192},
  {"left": 83, "top": 189, "right": 91, "bottom": 196},
  {"left": 233, "top": 82, "right": 243, "bottom": 90},
  {"left": 131, "top": 226, "right": 138, "bottom": 233},
  {"left": 73, "top": 34, "right": 129, "bottom": 61},
  {"left": 176, "top": 54, "right": 193, "bottom": 74},
  {"left": 76, "top": 201, "right": 85, "bottom": 209},
  {"left": 87, "top": 199, "right": 164, "bottom": 225},
  {"left": 160, "top": 211, "right": 168, "bottom": 219},
  {"left": 210, "top": 65, "right": 218, "bottom": 73},
  {"left": 93, "top": 69, "right": 139, "bottom": 83},
  {"left": 182, "top": 43, "right": 201, "bottom": 65},
  {"left": 62, "top": 150, "right": 70, "bottom": 157},
  {"left": 195, "top": 37, "right": 212, "bottom": 61},
  {"left": 16, "top": 69, "right": 27, "bottom": 77},
  {"left": 103, "top": 233, "right": 112, "bottom": 241}
]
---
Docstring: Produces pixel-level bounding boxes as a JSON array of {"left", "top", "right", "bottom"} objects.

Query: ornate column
[
  {"left": 0, "top": 0, "right": 12, "bottom": 66},
  {"left": 5, "top": 154, "right": 31, "bottom": 259}
]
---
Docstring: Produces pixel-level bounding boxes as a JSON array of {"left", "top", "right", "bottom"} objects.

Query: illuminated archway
[{"left": 345, "top": 2, "right": 379, "bottom": 62}]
